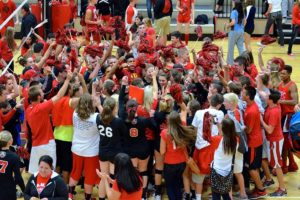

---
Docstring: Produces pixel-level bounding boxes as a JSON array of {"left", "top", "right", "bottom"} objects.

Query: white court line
[{"left": 0, "top": 0, "right": 29, "bottom": 30}]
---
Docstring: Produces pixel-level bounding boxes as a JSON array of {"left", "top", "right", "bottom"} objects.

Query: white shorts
[
  {"left": 234, "top": 151, "right": 244, "bottom": 173},
  {"left": 192, "top": 173, "right": 206, "bottom": 184},
  {"left": 262, "top": 129, "right": 268, "bottom": 159},
  {"left": 29, "top": 140, "right": 57, "bottom": 174},
  {"left": 267, "top": 139, "right": 284, "bottom": 168}
]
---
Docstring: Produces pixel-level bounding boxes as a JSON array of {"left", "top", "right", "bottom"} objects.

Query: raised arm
[{"left": 51, "top": 71, "right": 72, "bottom": 104}]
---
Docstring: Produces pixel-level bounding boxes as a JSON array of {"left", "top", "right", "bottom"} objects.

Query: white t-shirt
[
  {"left": 72, "top": 112, "right": 100, "bottom": 157},
  {"left": 192, "top": 108, "right": 224, "bottom": 149},
  {"left": 268, "top": 0, "right": 282, "bottom": 13},
  {"left": 212, "top": 138, "right": 243, "bottom": 176}
]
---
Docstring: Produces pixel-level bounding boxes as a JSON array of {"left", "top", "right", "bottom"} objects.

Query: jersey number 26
[{"left": 98, "top": 125, "right": 113, "bottom": 137}]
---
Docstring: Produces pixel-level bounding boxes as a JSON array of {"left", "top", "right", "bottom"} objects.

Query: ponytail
[{"left": 101, "top": 97, "right": 116, "bottom": 125}]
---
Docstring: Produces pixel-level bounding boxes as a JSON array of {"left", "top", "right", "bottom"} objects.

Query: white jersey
[
  {"left": 125, "top": 5, "right": 138, "bottom": 31},
  {"left": 192, "top": 108, "right": 224, "bottom": 149},
  {"left": 72, "top": 112, "right": 100, "bottom": 157}
]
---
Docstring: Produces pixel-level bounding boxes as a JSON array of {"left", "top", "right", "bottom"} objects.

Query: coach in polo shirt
[{"left": 264, "top": 0, "right": 284, "bottom": 47}]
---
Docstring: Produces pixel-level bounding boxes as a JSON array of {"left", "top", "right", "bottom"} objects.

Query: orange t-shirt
[
  {"left": 112, "top": 180, "right": 143, "bottom": 200},
  {"left": 36, "top": 173, "right": 51, "bottom": 194}
]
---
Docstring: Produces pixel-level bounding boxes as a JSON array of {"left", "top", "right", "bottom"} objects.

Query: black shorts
[
  {"left": 56, "top": 140, "right": 72, "bottom": 172},
  {"left": 244, "top": 28, "right": 254, "bottom": 35},
  {"left": 125, "top": 143, "right": 150, "bottom": 160},
  {"left": 99, "top": 150, "right": 121, "bottom": 163},
  {"left": 244, "top": 145, "right": 263, "bottom": 170}
]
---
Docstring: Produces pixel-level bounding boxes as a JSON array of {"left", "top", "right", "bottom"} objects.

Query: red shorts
[
  {"left": 101, "top": 15, "right": 111, "bottom": 22},
  {"left": 193, "top": 146, "right": 214, "bottom": 175},
  {"left": 70, "top": 153, "right": 100, "bottom": 185},
  {"left": 267, "top": 139, "right": 284, "bottom": 168},
  {"left": 85, "top": 31, "right": 101, "bottom": 43},
  {"left": 177, "top": 13, "right": 191, "bottom": 23}
]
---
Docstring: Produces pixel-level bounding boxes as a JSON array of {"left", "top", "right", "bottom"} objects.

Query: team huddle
[{"left": 0, "top": 0, "right": 299, "bottom": 200}]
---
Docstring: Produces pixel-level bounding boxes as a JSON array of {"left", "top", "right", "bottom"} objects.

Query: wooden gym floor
[{"left": 16, "top": 38, "right": 300, "bottom": 199}]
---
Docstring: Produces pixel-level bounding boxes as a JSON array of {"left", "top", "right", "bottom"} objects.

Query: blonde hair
[
  {"left": 143, "top": 86, "right": 153, "bottom": 112},
  {"left": 159, "top": 94, "right": 174, "bottom": 112},
  {"left": 76, "top": 93, "right": 95, "bottom": 120},
  {"left": 223, "top": 93, "right": 239, "bottom": 108},
  {"left": 4, "top": 27, "right": 15, "bottom": 50},
  {"left": 0, "top": 130, "right": 12, "bottom": 149}
]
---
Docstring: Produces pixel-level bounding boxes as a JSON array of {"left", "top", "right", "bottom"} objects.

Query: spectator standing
[
  {"left": 287, "top": 0, "right": 300, "bottom": 56},
  {"left": 244, "top": 0, "right": 256, "bottom": 52},
  {"left": 20, "top": 3, "right": 37, "bottom": 41},
  {"left": 0, "top": 0, "right": 17, "bottom": 37}
]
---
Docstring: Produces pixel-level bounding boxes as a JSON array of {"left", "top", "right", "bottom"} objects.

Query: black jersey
[
  {"left": 0, "top": 149, "right": 25, "bottom": 200},
  {"left": 96, "top": 0, "right": 112, "bottom": 16},
  {"left": 96, "top": 117, "right": 125, "bottom": 155}
]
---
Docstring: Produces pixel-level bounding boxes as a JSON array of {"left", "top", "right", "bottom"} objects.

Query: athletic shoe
[
  {"left": 183, "top": 192, "right": 191, "bottom": 200},
  {"left": 288, "top": 162, "right": 299, "bottom": 172},
  {"left": 263, "top": 179, "right": 275, "bottom": 188},
  {"left": 154, "top": 194, "right": 161, "bottom": 200},
  {"left": 239, "top": 195, "right": 249, "bottom": 200},
  {"left": 282, "top": 18, "right": 287, "bottom": 24},
  {"left": 269, "top": 188, "right": 287, "bottom": 197},
  {"left": 288, "top": 53, "right": 295, "bottom": 56},
  {"left": 248, "top": 188, "right": 267, "bottom": 199},
  {"left": 16, "top": 191, "right": 23, "bottom": 198},
  {"left": 68, "top": 193, "right": 74, "bottom": 200}
]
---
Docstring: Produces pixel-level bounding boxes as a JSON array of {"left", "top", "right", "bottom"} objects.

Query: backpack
[
  {"left": 162, "top": 0, "right": 171, "bottom": 14},
  {"left": 195, "top": 14, "right": 208, "bottom": 25},
  {"left": 289, "top": 112, "right": 300, "bottom": 140}
]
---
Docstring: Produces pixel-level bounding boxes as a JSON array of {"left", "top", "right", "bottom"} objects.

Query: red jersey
[
  {"left": 0, "top": 0, "right": 16, "bottom": 35},
  {"left": 112, "top": 179, "right": 142, "bottom": 200},
  {"left": 85, "top": 5, "right": 98, "bottom": 29},
  {"left": 160, "top": 129, "right": 187, "bottom": 164},
  {"left": 178, "top": 0, "right": 194, "bottom": 16},
  {"left": 278, "top": 81, "right": 296, "bottom": 116},
  {"left": 244, "top": 102, "right": 263, "bottom": 148},
  {"left": 26, "top": 100, "right": 54, "bottom": 146},
  {"left": 0, "top": 39, "right": 13, "bottom": 61},
  {"left": 264, "top": 105, "right": 284, "bottom": 142},
  {"left": 52, "top": 96, "right": 74, "bottom": 127}
]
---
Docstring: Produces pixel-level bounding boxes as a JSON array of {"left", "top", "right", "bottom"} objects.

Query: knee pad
[
  {"left": 155, "top": 169, "right": 163, "bottom": 175},
  {"left": 140, "top": 171, "right": 148, "bottom": 177}
]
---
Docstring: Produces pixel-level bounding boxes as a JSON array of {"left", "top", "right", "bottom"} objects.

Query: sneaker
[
  {"left": 288, "top": 162, "right": 298, "bottom": 172},
  {"left": 154, "top": 195, "right": 161, "bottom": 200},
  {"left": 68, "top": 193, "right": 74, "bottom": 200},
  {"left": 288, "top": 53, "right": 295, "bottom": 56},
  {"left": 183, "top": 192, "right": 191, "bottom": 200},
  {"left": 16, "top": 191, "right": 23, "bottom": 198},
  {"left": 263, "top": 179, "right": 275, "bottom": 188},
  {"left": 270, "top": 188, "right": 287, "bottom": 197},
  {"left": 248, "top": 188, "right": 267, "bottom": 200},
  {"left": 239, "top": 195, "right": 249, "bottom": 200}
]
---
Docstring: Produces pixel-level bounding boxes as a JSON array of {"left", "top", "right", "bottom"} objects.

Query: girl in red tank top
[{"left": 85, "top": 0, "right": 101, "bottom": 44}]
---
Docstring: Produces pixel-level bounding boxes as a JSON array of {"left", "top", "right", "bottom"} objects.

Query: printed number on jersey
[
  {"left": 0, "top": 160, "right": 8, "bottom": 173},
  {"left": 98, "top": 125, "right": 113, "bottom": 137}
]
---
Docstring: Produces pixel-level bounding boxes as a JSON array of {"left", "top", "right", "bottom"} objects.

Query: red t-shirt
[
  {"left": 0, "top": 0, "right": 16, "bottom": 34},
  {"left": 0, "top": 39, "right": 13, "bottom": 61},
  {"left": 244, "top": 102, "right": 263, "bottom": 148},
  {"left": 137, "top": 106, "right": 155, "bottom": 140},
  {"left": 112, "top": 180, "right": 143, "bottom": 200},
  {"left": 160, "top": 129, "right": 187, "bottom": 164},
  {"left": 26, "top": 100, "right": 54, "bottom": 146},
  {"left": 52, "top": 96, "right": 74, "bottom": 126},
  {"left": 247, "top": 63, "right": 258, "bottom": 80},
  {"left": 264, "top": 105, "right": 284, "bottom": 142},
  {"left": 36, "top": 173, "right": 51, "bottom": 194},
  {"left": 86, "top": 5, "right": 98, "bottom": 29},
  {"left": 126, "top": 5, "right": 135, "bottom": 25}
]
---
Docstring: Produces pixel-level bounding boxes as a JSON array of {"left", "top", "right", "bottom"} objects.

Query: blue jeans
[
  {"left": 227, "top": 30, "right": 245, "bottom": 65},
  {"left": 288, "top": 25, "right": 299, "bottom": 54},
  {"left": 264, "top": 11, "right": 284, "bottom": 46},
  {"left": 147, "top": 0, "right": 153, "bottom": 19},
  {"left": 164, "top": 162, "right": 186, "bottom": 200},
  {"left": 212, "top": 192, "right": 231, "bottom": 200}
]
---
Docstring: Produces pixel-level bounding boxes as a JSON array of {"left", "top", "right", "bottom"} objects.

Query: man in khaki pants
[{"left": 154, "top": 0, "right": 173, "bottom": 45}]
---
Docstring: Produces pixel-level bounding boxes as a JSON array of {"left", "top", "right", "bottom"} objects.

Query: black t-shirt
[
  {"left": 96, "top": 117, "right": 126, "bottom": 154},
  {"left": 0, "top": 150, "right": 25, "bottom": 195}
]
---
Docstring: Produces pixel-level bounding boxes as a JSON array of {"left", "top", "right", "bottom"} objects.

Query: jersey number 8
[{"left": 98, "top": 125, "right": 113, "bottom": 137}]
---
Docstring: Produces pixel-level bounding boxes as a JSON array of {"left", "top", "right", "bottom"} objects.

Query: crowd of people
[{"left": 0, "top": 0, "right": 300, "bottom": 200}]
